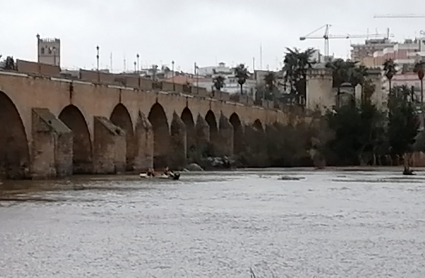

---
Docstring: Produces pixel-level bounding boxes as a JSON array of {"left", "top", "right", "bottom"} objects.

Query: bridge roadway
[{"left": 0, "top": 71, "right": 292, "bottom": 179}]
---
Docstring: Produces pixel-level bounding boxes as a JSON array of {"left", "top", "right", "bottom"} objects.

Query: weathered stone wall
[
  {"left": 306, "top": 68, "right": 334, "bottom": 113},
  {"left": 93, "top": 116, "right": 126, "bottom": 174},
  {"left": 0, "top": 71, "right": 290, "bottom": 179},
  {"left": 196, "top": 115, "right": 210, "bottom": 157},
  {"left": 16, "top": 60, "right": 61, "bottom": 77},
  {"left": 169, "top": 112, "right": 187, "bottom": 169},
  {"left": 134, "top": 112, "right": 154, "bottom": 171},
  {"left": 412, "top": 152, "right": 425, "bottom": 167},
  {"left": 217, "top": 114, "right": 234, "bottom": 156},
  {"left": 31, "top": 108, "right": 72, "bottom": 178}
]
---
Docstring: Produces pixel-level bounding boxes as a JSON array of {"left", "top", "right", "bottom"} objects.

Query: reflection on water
[{"left": 1, "top": 170, "right": 425, "bottom": 277}]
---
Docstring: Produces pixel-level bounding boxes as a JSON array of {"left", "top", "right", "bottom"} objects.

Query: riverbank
[{"left": 1, "top": 166, "right": 423, "bottom": 197}]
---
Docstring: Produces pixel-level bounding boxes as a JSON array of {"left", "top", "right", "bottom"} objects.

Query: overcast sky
[{"left": 2, "top": 0, "right": 425, "bottom": 72}]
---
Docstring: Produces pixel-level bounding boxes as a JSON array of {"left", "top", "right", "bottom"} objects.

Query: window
[
  {"left": 41, "top": 47, "right": 45, "bottom": 54},
  {"left": 48, "top": 47, "right": 52, "bottom": 54}
]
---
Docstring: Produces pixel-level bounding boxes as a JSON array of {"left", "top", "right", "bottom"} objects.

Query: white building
[
  {"left": 37, "top": 34, "right": 60, "bottom": 67},
  {"left": 196, "top": 62, "right": 256, "bottom": 96}
]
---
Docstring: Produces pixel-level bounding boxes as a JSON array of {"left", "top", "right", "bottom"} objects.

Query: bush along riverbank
[{"left": 188, "top": 89, "right": 424, "bottom": 170}]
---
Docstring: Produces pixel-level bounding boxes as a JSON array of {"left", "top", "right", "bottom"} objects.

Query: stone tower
[
  {"left": 36, "top": 34, "right": 61, "bottom": 67},
  {"left": 306, "top": 67, "right": 334, "bottom": 113}
]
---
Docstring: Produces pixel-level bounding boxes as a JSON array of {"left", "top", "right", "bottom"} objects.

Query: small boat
[
  {"left": 139, "top": 173, "right": 153, "bottom": 179},
  {"left": 139, "top": 172, "right": 180, "bottom": 180},
  {"left": 403, "top": 168, "right": 415, "bottom": 176},
  {"left": 169, "top": 173, "right": 180, "bottom": 180}
]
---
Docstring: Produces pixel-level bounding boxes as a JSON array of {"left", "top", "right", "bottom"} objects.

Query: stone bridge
[{"left": 0, "top": 71, "right": 292, "bottom": 179}]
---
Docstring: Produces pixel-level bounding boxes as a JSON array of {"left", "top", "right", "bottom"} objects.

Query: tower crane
[
  {"left": 374, "top": 14, "right": 425, "bottom": 51},
  {"left": 300, "top": 24, "right": 393, "bottom": 62},
  {"left": 374, "top": 14, "right": 425, "bottom": 18}
]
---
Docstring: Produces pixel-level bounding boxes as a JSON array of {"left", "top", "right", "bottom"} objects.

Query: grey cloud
[{"left": 1, "top": 0, "right": 425, "bottom": 71}]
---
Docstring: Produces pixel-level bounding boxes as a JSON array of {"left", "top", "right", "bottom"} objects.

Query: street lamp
[
  {"left": 134, "top": 61, "right": 137, "bottom": 72},
  {"left": 137, "top": 54, "right": 141, "bottom": 88},
  {"left": 136, "top": 54, "right": 140, "bottom": 73},
  {"left": 96, "top": 46, "right": 100, "bottom": 82},
  {"left": 195, "top": 62, "right": 199, "bottom": 95},
  {"left": 172, "top": 60, "right": 175, "bottom": 91}
]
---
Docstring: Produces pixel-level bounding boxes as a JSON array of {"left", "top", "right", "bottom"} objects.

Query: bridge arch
[
  {"left": 181, "top": 107, "right": 195, "bottom": 159},
  {"left": 253, "top": 119, "right": 264, "bottom": 132},
  {"left": 205, "top": 110, "right": 218, "bottom": 140},
  {"left": 148, "top": 103, "right": 170, "bottom": 168},
  {"left": 59, "top": 105, "right": 93, "bottom": 174},
  {"left": 230, "top": 113, "right": 244, "bottom": 155},
  {"left": 0, "top": 91, "right": 30, "bottom": 179},
  {"left": 110, "top": 103, "right": 135, "bottom": 170},
  {"left": 205, "top": 110, "right": 219, "bottom": 155}
]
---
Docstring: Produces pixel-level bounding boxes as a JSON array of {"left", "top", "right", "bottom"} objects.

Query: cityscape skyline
[{"left": 1, "top": 0, "right": 425, "bottom": 72}]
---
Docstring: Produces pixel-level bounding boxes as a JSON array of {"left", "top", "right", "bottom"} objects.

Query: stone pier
[
  {"left": 196, "top": 114, "right": 210, "bottom": 157},
  {"left": 217, "top": 113, "right": 234, "bottom": 156},
  {"left": 31, "top": 108, "right": 73, "bottom": 179},
  {"left": 133, "top": 112, "right": 154, "bottom": 172},
  {"left": 170, "top": 112, "right": 187, "bottom": 169},
  {"left": 93, "top": 116, "right": 126, "bottom": 174}
]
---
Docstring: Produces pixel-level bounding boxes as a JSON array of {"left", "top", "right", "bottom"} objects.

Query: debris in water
[{"left": 278, "top": 176, "right": 305, "bottom": 181}]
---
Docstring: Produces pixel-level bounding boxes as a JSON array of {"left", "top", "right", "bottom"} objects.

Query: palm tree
[
  {"left": 326, "top": 59, "right": 362, "bottom": 88},
  {"left": 383, "top": 59, "right": 397, "bottom": 93},
  {"left": 5, "top": 56, "right": 15, "bottom": 70},
  {"left": 264, "top": 72, "right": 276, "bottom": 92},
  {"left": 234, "top": 64, "right": 249, "bottom": 95},
  {"left": 391, "top": 85, "right": 412, "bottom": 101},
  {"left": 263, "top": 71, "right": 277, "bottom": 101},
  {"left": 351, "top": 64, "right": 369, "bottom": 87},
  {"left": 414, "top": 60, "right": 425, "bottom": 107},
  {"left": 283, "top": 48, "right": 315, "bottom": 105},
  {"left": 213, "top": 75, "right": 225, "bottom": 91}
]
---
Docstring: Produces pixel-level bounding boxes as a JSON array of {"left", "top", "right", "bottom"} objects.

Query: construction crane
[
  {"left": 374, "top": 14, "right": 425, "bottom": 18},
  {"left": 300, "top": 24, "right": 392, "bottom": 61}
]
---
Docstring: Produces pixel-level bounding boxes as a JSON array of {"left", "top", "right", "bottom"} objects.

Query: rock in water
[{"left": 186, "top": 163, "right": 204, "bottom": 172}]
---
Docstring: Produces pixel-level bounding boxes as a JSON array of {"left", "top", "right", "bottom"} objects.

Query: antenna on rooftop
[{"left": 260, "top": 44, "right": 263, "bottom": 70}]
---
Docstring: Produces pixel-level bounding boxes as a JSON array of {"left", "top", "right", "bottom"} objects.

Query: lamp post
[
  {"left": 96, "top": 46, "right": 100, "bottom": 82},
  {"left": 195, "top": 62, "right": 199, "bottom": 95},
  {"left": 137, "top": 54, "right": 141, "bottom": 88},
  {"left": 136, "top": 54, "right": 140, "bottom": 73},
  {"left": 172, "top": 60, "right": 175, "bottom": 91},
  {"left": 134, "top": 61, "right": 137, "bottom": 72}
]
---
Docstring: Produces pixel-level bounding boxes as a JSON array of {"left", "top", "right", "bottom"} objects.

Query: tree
[
  {"left": 362, "top": 79, "right": 376, "bottom": 105},
  {"left": 383, "top": 59, "right": 397, "bottom": 93},
  {"left": 326, "top": 59, "right": 368, "bottom": 88},
  {"left": 213, "top": 75, "right": 225, "bottom": 91},
  {"left": 264, "top": 71, "right": 276, "bottom": 93},
  {"left": 414, "top": 60, "right": 425, "bottom": 107},
  {"left": 387, "top": 87, "right": 420, "bottom": 158},
  {"left": 5, "top": 56, "right": 15, "bottom": 70},
  {"left": 324, "top": 102, "right": 384, "bottom": 166},
  {"left": 234, "top": 64, "right": 249, "bottom": 95},
  {"left": 283, "top": 48, "right": 315, "bottom": 105}
]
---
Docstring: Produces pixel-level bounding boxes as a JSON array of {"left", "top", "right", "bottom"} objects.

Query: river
[{"left": 1, "top": 169, "right": 425, "bottom": 277}]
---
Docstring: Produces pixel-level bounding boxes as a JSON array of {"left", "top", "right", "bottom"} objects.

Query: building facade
[
  {"left": 196, "top": 62, "right": 256, "bottom": 96},
  {"left": 351, "top": 38, "right": 396, "bottom": 65}
]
